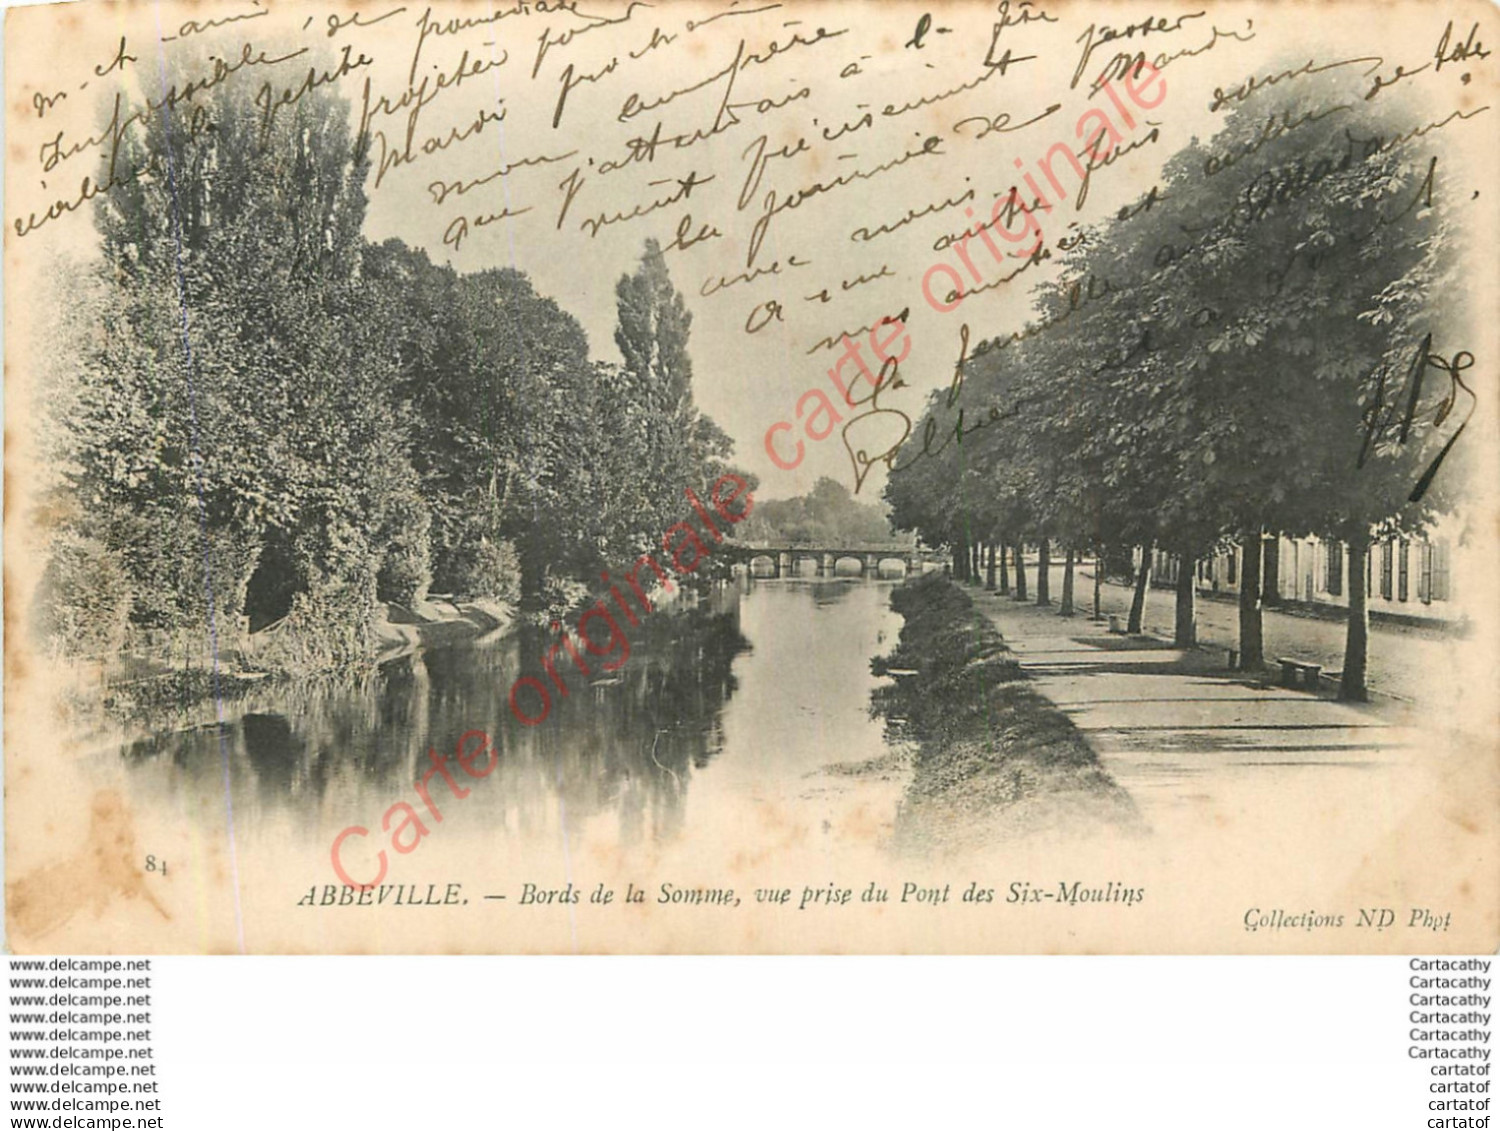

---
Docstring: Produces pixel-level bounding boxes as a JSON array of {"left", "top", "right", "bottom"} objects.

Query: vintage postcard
[{"left": 4, "top": 0, "right": 1497, "bottom": 954}]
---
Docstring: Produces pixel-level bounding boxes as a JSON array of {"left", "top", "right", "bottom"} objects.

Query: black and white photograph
[{"left": 3, "top": 0, "right": 1497, "bottom": 956}]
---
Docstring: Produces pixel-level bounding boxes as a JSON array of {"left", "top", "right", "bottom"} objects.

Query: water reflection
[{"left": 116, "top": 578, "right": 902, "bottom": 854}]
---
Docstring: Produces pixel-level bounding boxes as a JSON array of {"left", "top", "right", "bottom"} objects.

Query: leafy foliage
[
  {"left": 33, "top": 533, "right": 133, "bottom": 658},
  {"left": 741, "top": 476, "right": 905, "bottom": 544},
  {"left": 47, "top": 66, "right": 740, "bottom": 674},
  {"left": 884, "top": 75, "right": 1475, "bottom": 697}
]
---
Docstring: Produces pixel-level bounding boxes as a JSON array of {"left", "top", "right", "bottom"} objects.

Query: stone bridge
[{"left": 725, "top": 541, "right": 942, "bottom": 579}]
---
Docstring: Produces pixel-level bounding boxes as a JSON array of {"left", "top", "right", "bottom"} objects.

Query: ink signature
[
  {"left": 1359, "top": 332, "right": 1475, "bottom": 503},
  {"left": 845, "top": 323, "right": 1024, "bottom": 492}
]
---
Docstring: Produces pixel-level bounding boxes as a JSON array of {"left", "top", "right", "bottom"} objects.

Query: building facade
[{"left": 1143, "top": 525, "right": 1461, "bottom": 626}]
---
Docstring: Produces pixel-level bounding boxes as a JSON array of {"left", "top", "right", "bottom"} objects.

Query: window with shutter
[
  {"left": 1326, "top": 541, "right": 1343, "bottom": 597},
  {"left": 1432, "top": 541, "right": 1451, "bottom": 602}
]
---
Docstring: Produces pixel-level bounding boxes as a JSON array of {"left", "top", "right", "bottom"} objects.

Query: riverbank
[
  {"left": 869, "top": 575, "right": 1142, "bottom": 852},
  {"left": 373, "top": 596, "right": 512, "bottom": 657},
  {"left": 73, "top": 596, "right": 515, "bottom": 730}
]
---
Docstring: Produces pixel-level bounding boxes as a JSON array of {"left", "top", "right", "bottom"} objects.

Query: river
[{"left": 107, "top": 577, "right": 911, "bottom": 927}]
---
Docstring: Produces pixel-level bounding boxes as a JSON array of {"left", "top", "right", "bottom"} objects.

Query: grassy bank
[
  {"left": 70, "top": 596, "right": 513, "bottom": 729},
  {"left": 872, "top": 574, "right": 1142, "bottom": 851}
]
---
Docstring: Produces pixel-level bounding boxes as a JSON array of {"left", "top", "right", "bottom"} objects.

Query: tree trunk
[
  {"left": 1340, "top": 533, "right": 1370, "bottom": 701},
  {"left": 1093, "top": 550, "right": 1102, "bottom": 620},
  {"left": 1035, "top": 538, "right": 1052, "bottom": 605},
  {"left": 985, "top": 543, "right": 997, "bottom": 591},
  {"left": 1237, "top": 527, "right": 1264, "bottom": 671},
  {"left": 1174, "top": 550, "right": 1197, "bottom": 647},
  {"left": 1012, "top": 542, "right": 1028, "bottom": 601},
  {"left": 1127, "top": 544, "right": 1152, "bottom": 633},
  {"left": 971, "top": 541, "right": 982, "bottom": 585},
  {"left": 1059, "top": 548, "right": 1076, "bottom": 616},
  {"left": 519, "top": 543, "right": 549, "bottom": 612},
  {"left": 998, "top": 539, "right": 1010, "bottom": 594},
  {"left": 954, "top": 534, "right": 969, "bottom": 582}
]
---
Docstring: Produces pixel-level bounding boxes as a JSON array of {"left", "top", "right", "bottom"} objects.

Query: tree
[
  {"left": 71, "top": 57, "right": 407, "bottom": 661},
  {"left": 741, "top": 477, "right": 902, "bottom": 545},
  {"left": 882, "top": 68, "right": 1472, "bottom": 705},
  {"left": 614, "top": 240, "right": 733, "bottom": 541},
  {"left": 1126, "top": 81, "right": 1469, "bottom": 694}
]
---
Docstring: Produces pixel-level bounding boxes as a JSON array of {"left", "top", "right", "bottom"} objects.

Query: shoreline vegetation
[
  {"left": 68, "top": 576, "right": 708, "bottom": 733},
  {"left": 65, "top": 471, "right": 880, "bottom": 735},
  {"left": 69, "top": 576, "right": 749, "bottom": 775},
  {"left": 61, "top": 594, "right": 515, "bottom": 733},
  {"left": 35, "top": 74, "right": 756, "bottom": 725},
  {"left": 869, "top": 574, "right": 1142, "bottom": 851}
]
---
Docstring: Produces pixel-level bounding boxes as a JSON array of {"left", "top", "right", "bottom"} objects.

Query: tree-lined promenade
[{"left": 884, "top": 78, "right": 1479, "bottom": 702}]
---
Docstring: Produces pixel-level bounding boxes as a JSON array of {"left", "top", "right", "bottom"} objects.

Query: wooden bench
[{"left": 1277, "top": 657, "right": 1323, "bottom": 691}]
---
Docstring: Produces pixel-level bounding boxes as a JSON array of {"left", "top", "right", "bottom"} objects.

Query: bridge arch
[
  {"left": 732, "top": 542, "right": 938, "bottom": 579},
  {"left": 790, "top": 555, "right": 819, "bottom": 578}
]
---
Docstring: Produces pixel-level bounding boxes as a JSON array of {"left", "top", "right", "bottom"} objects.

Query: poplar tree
[{"left": 613, "top": 240, "right": 733, "bottom": 536}]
